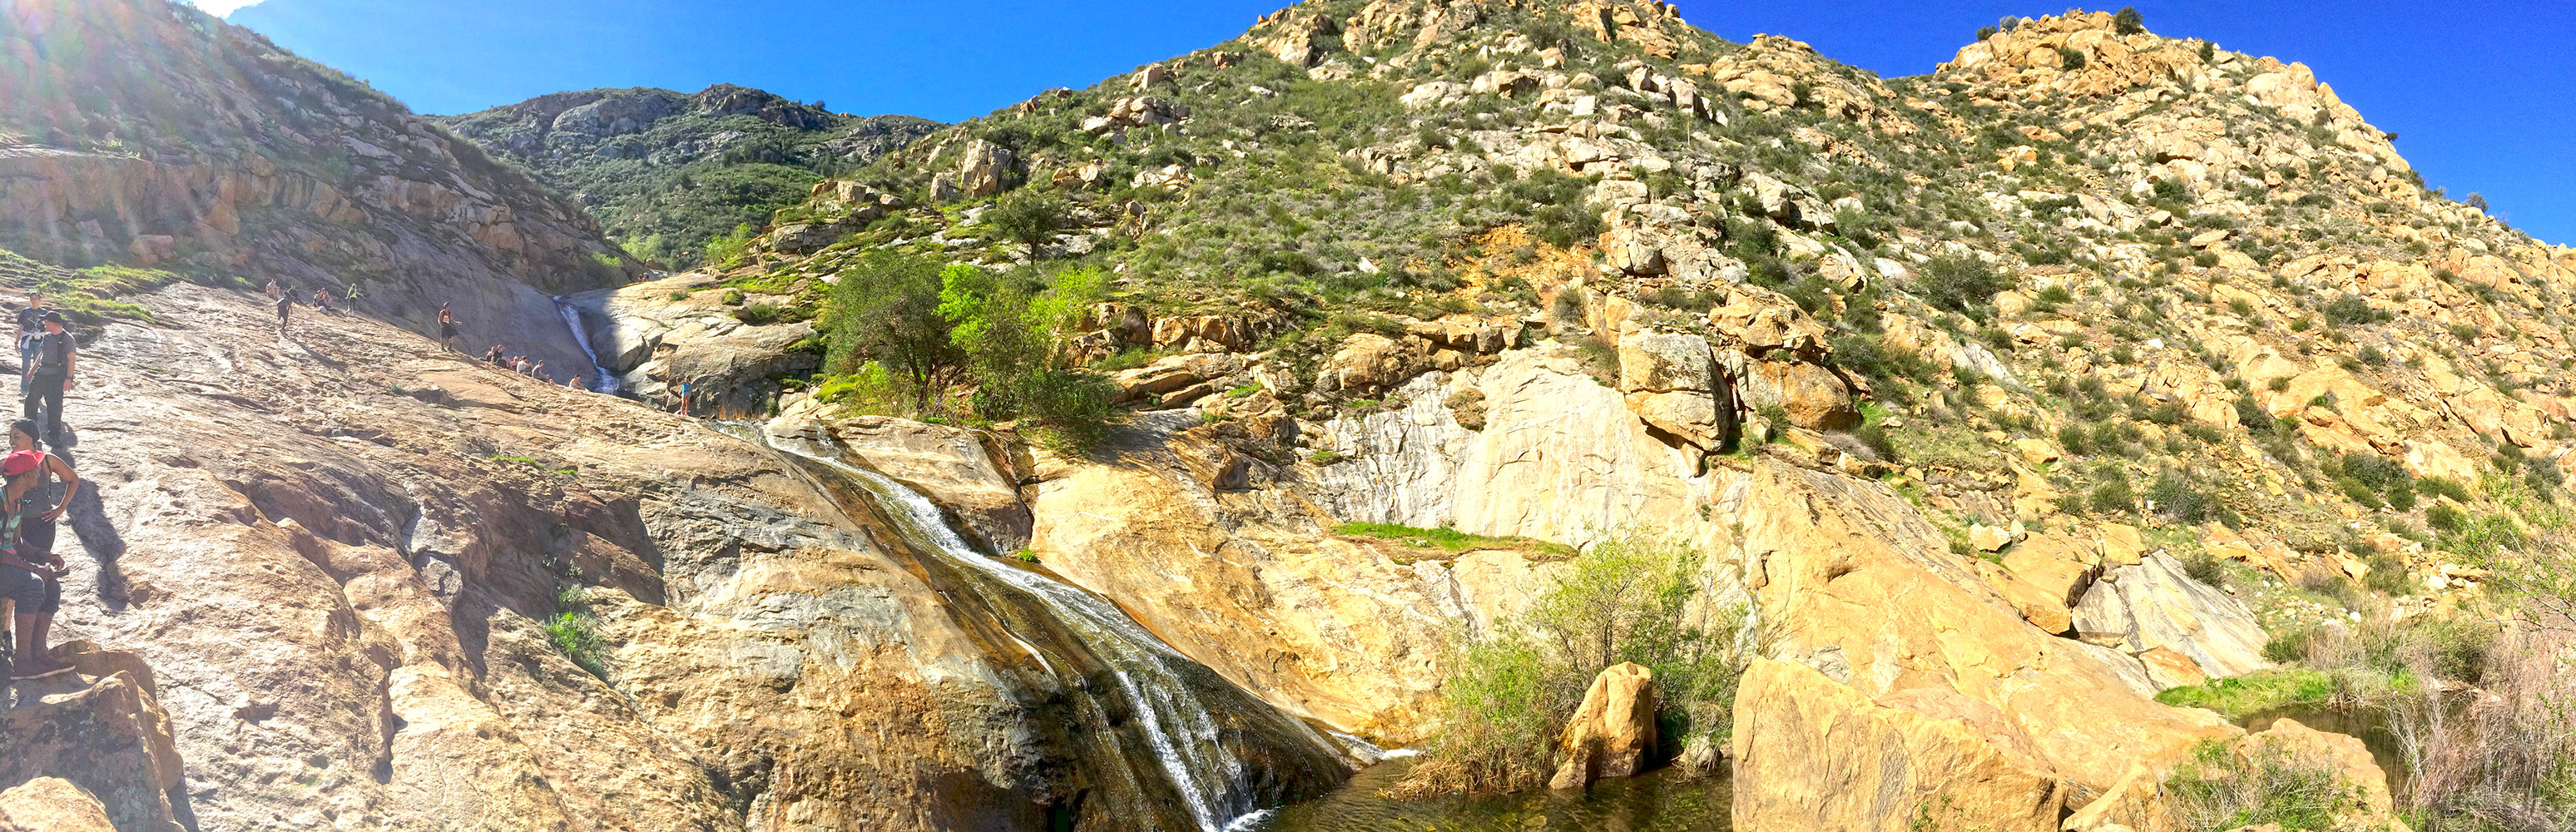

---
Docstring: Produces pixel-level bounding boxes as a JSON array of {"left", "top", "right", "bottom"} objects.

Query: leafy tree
[
  {"left": 983, "top": 189, "right": 1070, "bottom": 260},
  {"left": 824, "top": 252, "right": 959, "bottom": 411},
  {"left": 2465, "top": 192, "right": 2489, "bottom": 213},
  {"left": 701, "top": 223, "right": 756, "bottom": 269}
]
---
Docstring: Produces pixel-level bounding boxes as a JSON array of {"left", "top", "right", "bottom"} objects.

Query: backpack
[{"left": 31, "top": 333, "right": 67, "bottom": 375}]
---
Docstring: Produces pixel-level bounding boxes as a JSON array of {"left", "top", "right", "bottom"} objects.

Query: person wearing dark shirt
[{"left": 21, "top": 313, "right": 72, "bottom": 446}]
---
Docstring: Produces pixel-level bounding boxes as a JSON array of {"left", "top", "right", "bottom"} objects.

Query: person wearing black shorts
[
  {"left": 4, "top": 420, "right": 77, "bottom": 674},
  {"left": 22, "top": 312, "right": 72, "bottom": 444},
  {"left": 438, "top": 304, "right": 462, "bottom": 350},
  {"left": 0, "top": 448, "right": 64, "bottom": 675}
]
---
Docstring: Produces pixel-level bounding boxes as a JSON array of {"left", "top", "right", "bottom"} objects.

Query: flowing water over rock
[
  {"left": 1246, "top": 757, "right": 1731, "bottom": 832},
  {"left": 751, "top": 424, "right": 1355, "bottom": 831},
  {"left": 552, "top": 295, "right": 618, "bottom": 393}
]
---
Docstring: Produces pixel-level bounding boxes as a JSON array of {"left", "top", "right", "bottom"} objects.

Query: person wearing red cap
[
  {"left": 5, "top": 419, "right": 77, "bottom": 672},
  {"left": 0, "top": 448, "right": 65, "bottom": 676}
]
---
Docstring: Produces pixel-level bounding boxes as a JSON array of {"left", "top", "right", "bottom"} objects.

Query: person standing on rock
[
  {"left": 4, "top": 421, "right": 77, "bottom": 676},
  {"left": 438, "top": 305, "right": 462, "bottom": 351},
  {"left": 21, "top": 313, "right": 72, "bottom": 447},
  {"left": 344, "top": 281, "right": 364, "bottom": 307},
  {"left": 13, "top": 293, "right": 45, "bottom": 395},
  {"left": 0, "top": 449, "right": 67, "bottom": 676}
]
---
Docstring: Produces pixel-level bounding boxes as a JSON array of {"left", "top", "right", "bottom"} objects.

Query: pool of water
[{"left": 1242, "top": 759, "right": 1731, "bottom": 832}]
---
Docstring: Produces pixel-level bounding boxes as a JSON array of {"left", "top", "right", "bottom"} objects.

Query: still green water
[{"left": 1244, "top": 759, "right": 1731, "bottom": 832}]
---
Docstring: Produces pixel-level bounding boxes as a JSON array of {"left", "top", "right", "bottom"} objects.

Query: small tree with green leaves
[{"left": 983, "top": 189, "right": 1069, "bottom": 260}]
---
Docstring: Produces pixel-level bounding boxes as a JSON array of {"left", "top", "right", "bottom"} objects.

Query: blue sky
[{"left": 206, "top": 0, "right": 2576, "bottom": 244}]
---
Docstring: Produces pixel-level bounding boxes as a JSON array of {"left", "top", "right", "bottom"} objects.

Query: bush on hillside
[{"left": 1916, "top": 255, "right": 2010, "bottom": 319}]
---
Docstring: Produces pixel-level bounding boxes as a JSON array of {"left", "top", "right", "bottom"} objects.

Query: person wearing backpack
[
  {"left": 2, "top": 423, "right": 73, "bottom": 676},
  {"left": 21, "top": 312, "right": 71, "bottom": 447},
  {"left": 0, "top": 449, "right": 65, "bottom": 676}
]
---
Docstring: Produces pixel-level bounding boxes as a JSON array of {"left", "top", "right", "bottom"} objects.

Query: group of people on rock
[
  {"left": 264, "top": 278, "right": 364, "bottom": 334},
  {"left": 0, "top": 292, "right": 86, "bottom": 677},
  {"left": 479, "top": 342, "right": 585, "bottom": 389}
]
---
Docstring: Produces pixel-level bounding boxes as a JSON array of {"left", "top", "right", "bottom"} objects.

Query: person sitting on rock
[
  {"left": 3, "top": 421, "right": 76, "bottom": 676},
  {"left": 21, "top": 312, "right": 72, "bottom": 447},
  {"left": 313, "top": 289, "right": 333, "bottom": 312},
  {"left": 484, "top": 344, "right": 507, "bottom": 365},
  {"left": 0, "top": 449, "right": 67, "bottom": 676}
]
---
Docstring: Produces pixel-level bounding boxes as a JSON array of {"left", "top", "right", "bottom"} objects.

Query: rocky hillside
[
  {"left": 10, "top": 2, "right": 2576, "bottom": 832},
  {"left": 437, "top": 87, "right": 942, "bottom": 269},
  {"left": 0, "top": 0, "right": 650, "bottom": 373},
  {"left": 592, "top": 0, "right": 2576, "bottom": 829}
]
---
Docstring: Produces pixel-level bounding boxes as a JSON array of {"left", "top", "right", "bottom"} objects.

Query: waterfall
[
  {"left": 752, "top": 427, "right": 1352, "bottom": 832},
  {"left": 551, "top": 296, "right": 617, "bottom": 394}
]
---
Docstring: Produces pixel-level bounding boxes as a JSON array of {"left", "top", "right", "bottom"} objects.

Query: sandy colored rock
[
  {"left": 0, "top": 778, "right": 117, "bottom": 832},
  {"left": 1548, "top": 662, "right": 1658, "bottom": 790},
  {"left": 2003, "top": 532, "right": 2102, "bottom": 608},
  {"left": 0, "top": 672, "right": 183, "bottom": 832},
  {"left": 2073, "top": 552, "right": 2271, "bottom": 679},
  {"left": 1732, "top": 659, "right": 2068, "bottom": 832}
]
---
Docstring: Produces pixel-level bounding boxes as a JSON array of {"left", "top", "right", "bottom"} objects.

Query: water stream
[
  {"left": 552, "top": 295, "right": 617, "bottom": 394},
  {"left": 750, "top": 424, "right": 1353, "bottom": 831}
]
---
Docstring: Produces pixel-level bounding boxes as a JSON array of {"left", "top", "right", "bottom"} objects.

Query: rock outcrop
[
  {"left": 0, "top": 778, "right": 118, "bottom": 832},
  {"left": 2073, "top": 552, "right": 2271, "bottom": 681},
  {"left": 0, "top": 651, "right": 184, "bottom": 832},
  {"left": 0, "top": 0, "right": 649, "bottom": 374},
  {"left": 1548, "top": 662, "right": 1657, "bottom": 790}
]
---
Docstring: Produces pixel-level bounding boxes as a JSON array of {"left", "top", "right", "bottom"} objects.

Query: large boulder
[
  {"left": 0, "top": 778, "right": 117, "bottom": 832},
  {"left": 1732, "top": 659, "right": 2068, "bottom": 832},
  {"left": 1548, "top": 662, "right": 1658, "bottom": 790},
  {"left": 1740, "top": 358, "right": 1859, "bottom": 430},
  {"left": 2072, "top": 552, "right": 2271, "bottom": 680},
  {"left": 0, "top": 670, "right": 186, "bottom": 832},
  {"left": 1320, "top": 333, "right": 1427, "bottom": 394}
]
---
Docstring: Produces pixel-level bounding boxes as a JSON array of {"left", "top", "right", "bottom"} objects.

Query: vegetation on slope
[{"left": 438, "top": 86, "right": 941, "bottom": 269}]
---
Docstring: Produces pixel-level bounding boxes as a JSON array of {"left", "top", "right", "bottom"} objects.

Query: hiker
[
  {"left": 344, "top": 281, "right": 364, "bottom": 306},
  {"left": 3, "top": 421, "right": 77, "bottom": 676},
  {"left": 438, "top": 305, "right": 461, "bottom": 350},
  {"left": 264, "top": 278, "right": 283, "bottom": 302},
  {"left": 21, "top": 312, "right": 71, "bottom": 446},
  {"left": 511, "top": 356, "right": 530, "bottom": 376},
  {"left": 275, "top": 285, "right": 294, "bottom": 333},
  {"left": 676, "top": 380, "right": 691, "bottom": 415},
  {"left": 13, "top": 293, "right": 42, "bottom": 394},
  {"left": 484, "top": 344, "right": 507, "bottom": 365},
  {"left": 565, "top": 374, "right": 583, "bottom": 390},
  {"left": 0, "top": 449, "right": 67, "bottom": 676},
  {"left": 530, "top": 360, "right": 547, "bottom": 382},
  {"left": 313, "top": 289, "right": 333, "bottom": 312}
]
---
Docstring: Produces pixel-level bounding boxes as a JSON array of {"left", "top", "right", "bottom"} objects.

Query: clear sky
[{"left": 206, "top": 0, "right": 2576, "bottom": 245}]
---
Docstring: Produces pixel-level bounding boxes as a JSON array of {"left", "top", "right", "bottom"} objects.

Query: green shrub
[
  {"left": 2113, "top": 7, "right": 2146, "bottom": 35},
  {"left": 2167, "top": 740, "right": 2356, "bottom": 832},
  {"left": 702, "top": 223, "right": 756, "bottom": 269},
  {"left": 2151, "top": 469, "right": 2226, "bottom": 524},
  {"left": 735, "top": 303, "right": 782, "bottom": 325},
  {"left": 2321, "top": 295, "right": 2390, "bottom": 326},
  {"left": 2426, "top": 503, "right": 2468, "bottom": 532},
  {"left": 2089, "top": 473, "right": 2137, "bottom": 515},
  {"left": 1399, "top": 534, "right": 1753, "bottom": 796},
  {"left": 1916, "top": 255, "right": 2010, "bottom": 319}
]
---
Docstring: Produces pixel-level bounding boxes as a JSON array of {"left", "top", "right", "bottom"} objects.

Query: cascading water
[
  {"left": 551, "top": 295, "right": 617, "bottom": 394},
  {"left": 750, "top": 424, "right": 1354, "bottom": 831}
]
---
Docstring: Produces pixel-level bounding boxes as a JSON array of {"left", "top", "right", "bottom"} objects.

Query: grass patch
[
  {"left": 1333, "top": 522, "right": 1573, "bottom": 560},
  {"left": 2154, "top": 669, "right": 2336, "bottom": 718}
]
